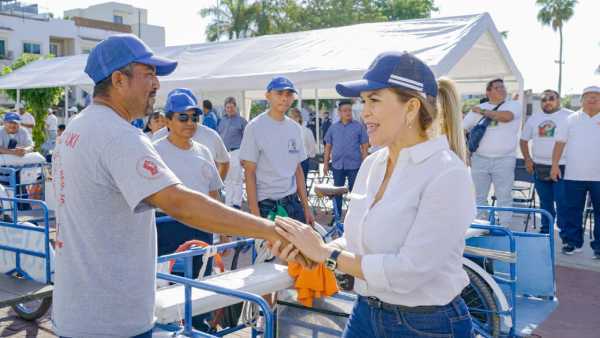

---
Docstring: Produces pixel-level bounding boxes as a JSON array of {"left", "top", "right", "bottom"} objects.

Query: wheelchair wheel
[
  {"left": 12, "top": 296, "right": 52, "bottom": 321},
  {"left": 461, "top": 265, "right": 501, "bottom": 337}
]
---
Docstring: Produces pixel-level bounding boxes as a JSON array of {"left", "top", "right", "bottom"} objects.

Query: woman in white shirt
[
  {"left": 289, "top": 107, "right": 317, "bottom": 186},
  {"left": 272, "top": 52, "right": 475, "bottom": 337}
]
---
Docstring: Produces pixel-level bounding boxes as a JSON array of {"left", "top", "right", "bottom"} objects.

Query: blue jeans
[
  {"left": 534, "top": 173, "right": 567, "bottom": 235},
  {"left": 342, "top": 296, "right": 473, "bottom": 338},
  {"left": 300, "top": 158, "right": 310, "bottom": 188},
  {"left": 332, "top": 168, "right": 359, "bottom": 215},
  {"left": 562, "top": 180, "right": 600, "bottom": 251}
]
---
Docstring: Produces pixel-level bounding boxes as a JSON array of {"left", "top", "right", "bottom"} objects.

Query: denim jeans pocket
[{"left": 397, "top": 310, "right": 453, "bottom": 337}]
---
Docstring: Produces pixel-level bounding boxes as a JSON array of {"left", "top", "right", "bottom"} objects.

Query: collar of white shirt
[{"left": 374, "top": 136, "right": 450, "bottom": 166}]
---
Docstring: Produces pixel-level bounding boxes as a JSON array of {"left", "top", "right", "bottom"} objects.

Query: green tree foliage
[
  {"left": 378, "top": 0, "right": 438, "bottom": 20},
  {"left": 2, "top": 54, "right": 64, "bottom": 150},
  {"left": 201, "top": 0, "right": 438, "bottom": 40},
  {"left": 536, "top": 0, "right": 577, "bottom": 95},
  {"left": 200, "top": 0, "right": 260, "bottom": 41}
]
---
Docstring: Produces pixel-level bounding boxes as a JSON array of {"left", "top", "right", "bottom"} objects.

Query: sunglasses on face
[
  {"left": 541, "top": 96, "right": 557, "bottom": 102},
  {"left": 175, "top": 113, "right": 200, "bottom": 123}
]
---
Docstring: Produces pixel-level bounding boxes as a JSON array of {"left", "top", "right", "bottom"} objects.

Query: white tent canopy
[{"left": 0, "top": 12, "right": 522, "bottom": 100}]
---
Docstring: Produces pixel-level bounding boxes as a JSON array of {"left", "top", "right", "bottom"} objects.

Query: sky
[{"left": 39, "top": 0, "right": 600, "bottom": 95}]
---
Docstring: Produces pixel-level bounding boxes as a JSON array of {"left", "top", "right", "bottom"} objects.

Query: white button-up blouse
[{"left": 332, "top": 136, "right": 476, "bottom": 306}]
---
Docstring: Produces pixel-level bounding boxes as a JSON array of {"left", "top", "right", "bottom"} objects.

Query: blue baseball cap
[
  {"left": 164, "top": 92, "right": 202, "bottom": 115},
  {"left": 336, "top": 52, "right": 437, "bottom": 98},
  {"left": 267, "top": 76, "right": 297, "bottom": 93},
  {"left": 3, "top": 112, "right": 21, "bottom": 123},
  {"left": 85, "top": 34, "right": 178, "bottom": 84},
  {"left": 168, "top": 88, "right": 198, "bottom": 105}
]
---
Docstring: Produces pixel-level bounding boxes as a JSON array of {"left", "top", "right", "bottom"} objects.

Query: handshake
[{"left": 268, "top": 216, "right": 334, "bottom": 269}]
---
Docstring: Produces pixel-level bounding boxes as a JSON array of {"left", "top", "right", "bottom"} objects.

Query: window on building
[
  {"left": 0, "top": 40, "right": 5, "bottom": 58},
  {"left": 23, "top": 42, "right": 41, "bottom": 54},
  {"left": 113, "top": 15, "right": 124, "bottom": 24}
]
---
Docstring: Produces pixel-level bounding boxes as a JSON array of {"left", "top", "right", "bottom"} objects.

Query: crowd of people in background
[{"left": 1, "top": 75, "right": 598, "bottom": 263}]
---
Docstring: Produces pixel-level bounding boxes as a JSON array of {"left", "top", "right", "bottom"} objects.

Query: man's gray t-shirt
[
  {"left": 51, "top": 104, "right": 180, "bottom": 337},
  {"left": 154, "top": 138, "right": 223, "bottom": 194},
  {"left": 239, "top": 112, "right": 306, "bottom": 201},
  {"left": 0, "top": 127, "right": 32, "bottom": 148}
]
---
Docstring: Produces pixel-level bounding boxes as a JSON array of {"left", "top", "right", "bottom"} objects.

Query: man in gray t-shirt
[
  {"left": 0, "top": 112, "right": 33, "bottom": 157},
  {"left": 240, "top": 77, "right": 314, "bottom": 224},
  {"left": 53, "top": 34, "right": 308, "bottom": 338}
]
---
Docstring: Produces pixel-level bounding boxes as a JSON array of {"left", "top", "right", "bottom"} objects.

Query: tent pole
[
  {"left": 64, "top": 87, "right": 69, "bottom": 123},
  {"left": 315, "top": 89, "right": 320, "bottom": 154},
  {"left": 242, "top": 90, "right": 248, "bottom": 120},
  {"left": 16, "top": 89, "right": 20, "bottom": 109}
]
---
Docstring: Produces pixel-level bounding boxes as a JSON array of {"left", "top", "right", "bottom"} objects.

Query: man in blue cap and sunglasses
[{"left": 52, "top": 34, "right": 308, "bottom": 338}]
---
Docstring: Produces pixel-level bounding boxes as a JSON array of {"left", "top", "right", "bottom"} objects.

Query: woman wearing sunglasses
[{"left": 272, "top": 52, "right": 475, "bottom": 337}]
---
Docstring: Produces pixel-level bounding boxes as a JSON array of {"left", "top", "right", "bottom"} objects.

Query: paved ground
[{"left": 0, "top": 204, "right": 598, "bottom": 337}]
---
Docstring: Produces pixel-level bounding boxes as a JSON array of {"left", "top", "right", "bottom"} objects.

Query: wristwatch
[{"left": 325, "top": 249, "right": 342, "bottom": 271}]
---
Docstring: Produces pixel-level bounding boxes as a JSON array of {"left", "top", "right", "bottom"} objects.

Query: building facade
[{"left": 0, "top": 1, "right": 165, "bottom": 107}]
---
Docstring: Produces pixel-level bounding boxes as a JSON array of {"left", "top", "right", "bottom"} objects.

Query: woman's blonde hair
[{"left": 391, "top": 77, "right": 467, "bottom": 163}]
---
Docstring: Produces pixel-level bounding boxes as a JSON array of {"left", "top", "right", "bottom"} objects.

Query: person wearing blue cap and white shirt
[
  {"left": 0, "top": 112, "right": 33, "bottom": 156},
  {"left": 463, "top": 78, "right": 522, "bottom": 225},
  {"left": 270, "top": 52, "right": 474, "bottom": 338},
  {"left": 153, "top": 91, "right": 223, "bottom": 297},
  {"left": 240, "top": 76, "right": 314, "bottom": 225},
  {"left": 152, "top": 89, "right": 231, "bottom": 181},
  {"left": 551, "top": 85, "right": 600, "bottom": 257},
  {"left": 52, "top": 34, "right": 307, "bottom": 338}
]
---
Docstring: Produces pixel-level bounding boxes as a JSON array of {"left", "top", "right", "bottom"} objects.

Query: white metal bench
[{"left": 155, "top": 262, "right": 293, "bottom": 324}]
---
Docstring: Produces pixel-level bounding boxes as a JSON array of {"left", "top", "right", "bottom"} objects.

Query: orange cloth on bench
[{"left": 287, "top": 262, "right": 339, "bottom": 307}]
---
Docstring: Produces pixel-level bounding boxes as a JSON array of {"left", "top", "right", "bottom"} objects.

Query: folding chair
[{"left": 513, "top": 159, "right": 537, "bottom": 231}]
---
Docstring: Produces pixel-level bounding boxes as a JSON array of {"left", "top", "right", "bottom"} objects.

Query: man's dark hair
[
  {"left": 486, "top": 78, "right": 504, "bottom": 92},
  {"left": 338, "top": 100, "right": 352, "bottom": 108},
  {"left": 58, "top": 124, "right": 66, "bottom": 131},
  {"left": 542, "top": 89, "right": 560, "bottom": 99},
  {"left": 203, "top": 100, "right": 213, "bottom": 111},
  {"left": 224, "top": 97, "right": 237, "bottom": 106},
  {"left": 93, "top": 64, "right": 134, "bottom": 98}
]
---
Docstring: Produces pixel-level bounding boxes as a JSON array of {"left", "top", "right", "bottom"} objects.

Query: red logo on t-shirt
[{"left": 136, "top": 157, "right": 163, "bottom": 179}]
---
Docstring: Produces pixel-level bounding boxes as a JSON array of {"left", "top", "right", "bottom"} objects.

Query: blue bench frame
[
  {"left": 0, "top": 197, "right": 52, "bottom": 284},
  {"left": 466, "top": 206, "right": 557, "bottom": 338},
  {"left": 155, "top": 238, "right": 276, "bottom": 338}
]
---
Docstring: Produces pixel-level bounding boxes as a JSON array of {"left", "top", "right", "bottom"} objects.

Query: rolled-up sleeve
[{"left": 360, "top": 167, "right": 476, "bottom": 293}]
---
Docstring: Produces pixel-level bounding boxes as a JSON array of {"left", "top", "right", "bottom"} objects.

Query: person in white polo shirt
[
  {"left": 551, "top": 85, "right": 600, "bottom": 257},
  {"left": 463, "top": 78, "right": 522, "bottom": 225},
  {"left": 520, "top": 89, "right": 571, "bottom": 235}
]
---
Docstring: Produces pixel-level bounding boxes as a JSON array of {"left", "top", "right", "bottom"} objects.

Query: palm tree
[
  {"left": 200, "top": 0, "right": 259, "bottom": 41},
  {"left": 536, "top": 0, "right": 577, "bottom": 95}
]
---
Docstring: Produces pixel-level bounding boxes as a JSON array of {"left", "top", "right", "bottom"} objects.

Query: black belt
[
  {"left": 228, "top": 147, "right": 239, "bottom": 151},
  {"left": 259, "top": 194, "right": 298, "bottom": 208},
  {"left": 361, "top": 295, "right": 460, "bottom": 313}
]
